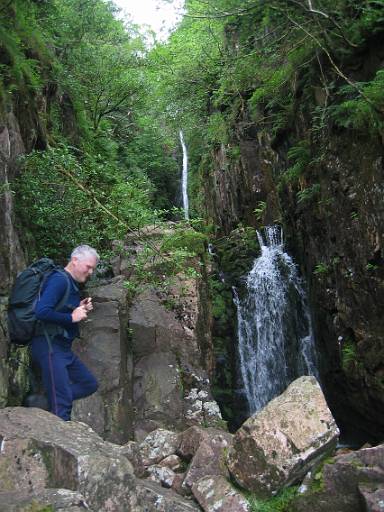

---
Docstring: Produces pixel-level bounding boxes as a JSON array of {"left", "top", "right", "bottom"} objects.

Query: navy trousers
[{"left": 31, "top": 336, "right": 98, "bottom": 421}]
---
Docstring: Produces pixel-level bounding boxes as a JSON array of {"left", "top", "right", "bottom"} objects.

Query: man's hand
[
  {"left": 72, "top": 305, "right": 88, "bottom": 323},
  {"left": 80, "top": 297, "right": 93, "bottom": 312}
]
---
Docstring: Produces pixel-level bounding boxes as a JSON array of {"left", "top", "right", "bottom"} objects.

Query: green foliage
[
  {"left": 296, "top": 184, "right": 321, "bottom": 204},
  {"left": 253, "top": 201, "right": 266, "bottom": 221},
  {"left": 248, "top": 486, "right": 298, "bottom": 512},
  {"left": 207, "top": 113, "right": 230, "bottom": 145},
  {"left": 330, "top": 70, "right": 384, "bottom": 134},
  {"left": 313, "top": 263, "right": 329, "bottom": 275},
  {"left": 282, "top": 141, "right": 312, "bottom": 185},
  {"left": 14, "top": 145, "right": 155, "bottom": 260},
  {"left": 161, "top": 226, "right": 208, "bottom": 256},
  {"left": 120, "top": 221, "right": 209, "bottom": 301},
  {"left": 341, "top": 341, "right": 358, "bottom": 371}
]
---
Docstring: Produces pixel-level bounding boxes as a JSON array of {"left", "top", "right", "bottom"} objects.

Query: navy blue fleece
[{"left": 35, "top": 270, "right": 80, "bottom": 341}]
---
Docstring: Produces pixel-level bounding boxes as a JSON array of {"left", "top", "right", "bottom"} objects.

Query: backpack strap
[{"left": 54, "top": 270, "right": 72, "bottom": 311}]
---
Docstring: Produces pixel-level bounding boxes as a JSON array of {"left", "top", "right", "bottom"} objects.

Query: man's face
[{"left": 72, "top": 255, "right": 98, "bottom": 283}]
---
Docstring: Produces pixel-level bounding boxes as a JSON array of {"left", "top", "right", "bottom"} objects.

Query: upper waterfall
[
  {"left": 234, "top": 225, "right": 319, "bottom": 415},
  {"left": 179, "top": 130, "right": 189, "bottom": 220}
]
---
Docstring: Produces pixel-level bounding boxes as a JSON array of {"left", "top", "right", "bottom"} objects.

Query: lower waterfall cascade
[{"left": 234, "top": 225, "right": 319, "bottom": 415}]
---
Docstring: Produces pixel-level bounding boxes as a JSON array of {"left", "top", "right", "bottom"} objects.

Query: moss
[{"left": 215, "top": 226, "right": 259, "bottom": 284}]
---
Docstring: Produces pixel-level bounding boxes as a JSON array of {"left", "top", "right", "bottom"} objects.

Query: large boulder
[
  {"left": 72, "top": 277, "right": 133, "bottom": 443},
  {"left": 294, "top": 444, "right": 384, "bottom": 512},
  {"left": 0, "top": 407, "right": 138, "bottom": 511},
  {"left": 227, "top": 376, "right": 339, "bottom": 497}
]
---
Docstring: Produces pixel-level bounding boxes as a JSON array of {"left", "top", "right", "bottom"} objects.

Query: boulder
[
  {"left": 227, "top": 376, "right": 339, "bottom": 497},
  {"left": 182, "top": 429, "right": 233, "bottom": 491},
  {"left": 192, "top": 475, "right": 250, "bottom": 512},
  {"left": 0, "top": 407, "right": 138, "bottom": 511},
  {"left": 0, "top": 489, "right": 90, "bottom": 511},
  {"left": 294, "top": 444, "right": 384, "bottom": 511},
  {"left": 72, "top": 277, "right": 133, "bottom": 443},
  {"left": 139, "top": 428, "right": 180, "bottom": 466},
  {"left": 136, "top": 480, "right": 201, "bottom": 511}
]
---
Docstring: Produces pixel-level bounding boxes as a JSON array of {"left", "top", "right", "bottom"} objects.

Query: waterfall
[
  {"left": 234, "top": 225, "right": 318, "bottom": 415},
  {"left": 179, "top": 130, "right": 189, "bottom": 220}
]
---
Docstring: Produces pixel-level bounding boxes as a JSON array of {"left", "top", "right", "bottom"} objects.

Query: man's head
[{"left": 66, "top": 245, "right": 99, "bottom": 283}]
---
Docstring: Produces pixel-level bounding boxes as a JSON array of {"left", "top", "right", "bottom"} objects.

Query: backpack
[{"left": 7, "top": 258, "right": 71, "bottom": 346}]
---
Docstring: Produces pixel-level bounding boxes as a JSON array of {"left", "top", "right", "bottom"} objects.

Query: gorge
[{"left": 0, "top": 0, "right": 384, "bottom": 511}]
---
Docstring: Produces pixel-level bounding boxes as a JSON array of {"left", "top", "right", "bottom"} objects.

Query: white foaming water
[
  {"left": 179, "top": 130, "right": 189, "bottom": 220},
  {"left": 234, "top": 225, "right": 318, "bottom": 414}
]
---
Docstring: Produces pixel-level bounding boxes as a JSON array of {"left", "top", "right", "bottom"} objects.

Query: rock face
[
  {"left": 293, "top": 444, "right": 384, "bottom": 512},
  {"left": 0, "top": 407, "right": 138, "bottom": 511},
  {"left": 129, "top": 280, "right": 221, "bottom": 440},
  {"left": 204, "top": 91, "right": 384, "bottom": 442},
  {"left": 227, "top": 376, "right": 339, "bottom": 497},
  {"left": 72, "top": 277, "right": 133, "bottom": 443},
  {"left": 0, "top": 113, "right": 27, "bottom": 409}
]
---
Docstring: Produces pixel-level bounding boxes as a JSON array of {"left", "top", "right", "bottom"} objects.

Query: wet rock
[
  {"left": 139, "top": 428, "right": 180, "bottom": 466},
  {"left": 136, "top": 480, "right": 201, "bottom": 511},
  {"left": 0, "top": 407, "right": 138, "bottom": 511},
  {"left": 183, "top": 429, "right": 233, "bottom": 491},
  {"left": 192, "top": 475, "right": 250, "bottom": 512},
  {"left": 227, "top": 376, "right": 339, "bottom": 497},
  {"left": 0, "top": 489, "right": 90, "bottom": 511}
]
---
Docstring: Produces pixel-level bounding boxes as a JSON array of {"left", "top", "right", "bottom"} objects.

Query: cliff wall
[{"left": 202, "top": 43, "right": 384, "bottom": 441}]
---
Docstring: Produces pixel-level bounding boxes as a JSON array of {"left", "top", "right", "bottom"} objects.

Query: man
[{"left": 31, "top": 245, "right": 99, "bottom": 421}]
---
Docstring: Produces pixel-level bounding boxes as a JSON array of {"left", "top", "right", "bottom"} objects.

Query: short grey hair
[{"left": 71, "top": 245, "right": 100, "bottom": 262}]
